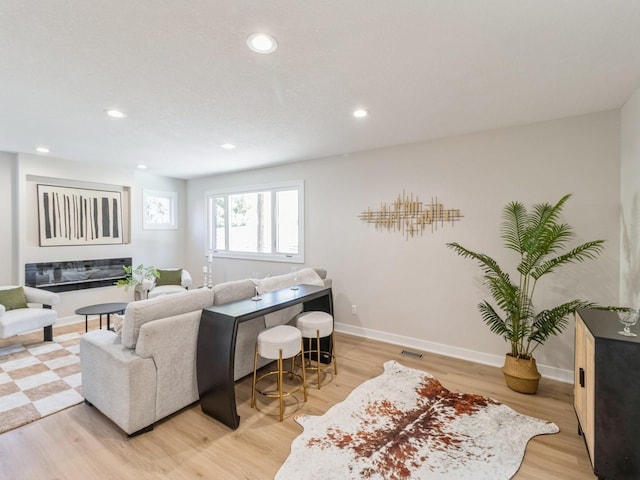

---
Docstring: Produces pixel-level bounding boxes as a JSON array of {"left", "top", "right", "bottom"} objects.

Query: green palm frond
[
  {"left": 446, "top": 243, "right": 508, "bottom": 279},
  {"left": 519, "top": 195, "right": 569, "bottom": 256},
  {"left": 501, "top": 201, "right": 527, "bottom": 254},
  {"left": 517, "top": 223, "right": 574, "bottom": 277},
  {"left": 527, "top": 300, "right": 593, "bottom": 349},
  {"left": 485, "top": 275, "right": 518, "bottom": 313},
  {"left": 525, "top": 194, "right": 571, "bottom": 244},
  {"left": 478, "top": 301, "right": 510, "bottom": 337},
  {"left": 531, "top": 240, "right": 605, "bottom": 280}
]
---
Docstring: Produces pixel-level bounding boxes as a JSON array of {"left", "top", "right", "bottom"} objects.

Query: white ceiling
[{"left": 1, "top": 1, "right": 640, "bottom": 180}]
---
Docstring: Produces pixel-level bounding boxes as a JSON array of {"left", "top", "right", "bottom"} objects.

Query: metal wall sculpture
[
  {"left": 37, "top": 184, "right": 123, "bottom": 246},
  {"left": 358, "top": 191, "right": 463, "bottom": 239}
]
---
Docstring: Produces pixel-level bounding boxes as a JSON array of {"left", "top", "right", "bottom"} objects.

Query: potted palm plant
[{"left": 447, "top": 194, "right": 611, "bottom": 394}]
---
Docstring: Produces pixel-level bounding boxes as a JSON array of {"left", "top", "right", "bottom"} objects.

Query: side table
[{"left": 75, "top": 302, "right": 128, "bottom": 332}]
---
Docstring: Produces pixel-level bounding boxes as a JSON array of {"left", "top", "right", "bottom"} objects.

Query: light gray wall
[
  {"left": 186, "top": 110, "right": 621, "bottom": 380},
  {"left": 8, "top": 153, "right": 187, "bottom": 318}
]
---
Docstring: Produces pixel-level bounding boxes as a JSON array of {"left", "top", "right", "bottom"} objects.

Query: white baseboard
[
  {"left": 52, "top": 316, "right": 575, "bottom": 384},
  {"left": 334, "top": 322, "right": 574, "bottom": 384},
  {"left": 57, "top": 315, "right": 85, "bottom": 327}
]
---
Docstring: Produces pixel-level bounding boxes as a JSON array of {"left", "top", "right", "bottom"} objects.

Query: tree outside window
[{"left": 207, "top": 181, "right": 304, "bottom": 262}]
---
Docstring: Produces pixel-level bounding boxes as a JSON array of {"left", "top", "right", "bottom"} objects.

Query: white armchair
[
  {"left": 146, "top": 268, "right": 192, "bottom": 299},
  {"left": 0, "top": 286, "right": 60, "bottom": 341}
]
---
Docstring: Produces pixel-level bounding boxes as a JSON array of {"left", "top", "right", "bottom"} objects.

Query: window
[{"left": 207, "top": 181, "right": 304, "bottom": 262}]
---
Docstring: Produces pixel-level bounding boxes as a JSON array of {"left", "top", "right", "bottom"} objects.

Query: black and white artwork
[{"left": 37, "top": 184, "right": 124, "bottom": 246}]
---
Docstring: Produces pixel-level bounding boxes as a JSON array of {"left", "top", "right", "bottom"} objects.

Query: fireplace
[{"left": 25, "top": 257, "right": 132, "bottom": 292}]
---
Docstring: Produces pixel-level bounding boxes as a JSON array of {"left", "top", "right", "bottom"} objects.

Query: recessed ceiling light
[
  {"left": 35, "top": 146, "right": 50, "bottom": 153},
  {"left": 105, "top": 109, "right": 127, "bottom": 119},
  {"left": 221, "top": 143, "right": 236, "bottom": 150},
  {"left": 137, "top": 164, "right": 147, "bottom": 169},
  {"left": 247, "top": 33, "right": 278, "bottom": 54},
  {"left": 353, "top": 109, "right": 369, "bottom": 118}
]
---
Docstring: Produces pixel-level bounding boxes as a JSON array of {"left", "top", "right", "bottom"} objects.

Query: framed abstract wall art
[{"left": 37, "top": 184, "right": 124, "bottom": 246}]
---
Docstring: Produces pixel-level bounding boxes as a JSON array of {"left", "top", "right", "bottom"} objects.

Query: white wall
[
  {"left": 186, "top": 111, "right": 621, "bottom": 380},
  {"left": 621, "top": 86, "right": 640, "bottom": 306},
  {"left": 9, "top": 153, "right": 187, "bottom": 319},
  {"left": 0, "top": 152, "right": 17, "bottom": 284}
]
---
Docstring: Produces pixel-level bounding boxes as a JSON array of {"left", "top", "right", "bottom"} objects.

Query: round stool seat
[
  {"left": 258, "top": 325, "right": 302, "bottom": 360},
  {"left": 297, "top": 311, "right": 333, "bottom": 338},
  {"left": 252, "top": 324, "right": 307, "bottom": 421}
]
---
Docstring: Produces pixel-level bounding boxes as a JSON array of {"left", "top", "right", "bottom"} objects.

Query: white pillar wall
[{"left": 621, "top": 85, "right": 640, "bottom": 307}]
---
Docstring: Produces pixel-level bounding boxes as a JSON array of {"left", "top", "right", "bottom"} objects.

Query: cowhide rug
[{"left": 276, "top": 360, "right": 558, "bottom": 479}]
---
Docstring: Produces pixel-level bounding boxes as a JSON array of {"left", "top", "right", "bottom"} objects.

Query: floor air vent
[{"left": 400, "top": 350, "right": 423, "bottom": 359}]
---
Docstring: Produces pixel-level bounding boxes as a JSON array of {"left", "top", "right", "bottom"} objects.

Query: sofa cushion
[
  {"left": 212, "top": 279, "right": 256, "bottom": 305},
  {"left": 0, "top": 307, "right": 57, "bottom": 338},
  {"left": 257, "top": 267, "right": 324, "bottom": 294},
  {"left": 121, "top": 287, "right": 213, "bottom": 349},
  {"left": 147, "top": 284, "right": 187, "bottom": 299},
  {"left": 112, "top": 314, "right": 125, "bottom": 334},
  {"left": 0, "top": 286, "right": 28, "bottom": 311},
  {"left": 257, "top": 268, "right": 325, "bottom": 328},
  {"left": 155, "top": 269, "right": 182, "bottom": 286}
]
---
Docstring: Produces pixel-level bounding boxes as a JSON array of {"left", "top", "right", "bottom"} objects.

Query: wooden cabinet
[
  {"left": 575, "top": 313, "right": 595, "bottom": 463},
  {"left": 575, "top": 309, "right": 640, "bottom": 480}
]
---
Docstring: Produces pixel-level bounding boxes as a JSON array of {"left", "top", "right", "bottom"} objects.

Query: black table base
[{"left": 197, "top": 284, "right": 333, "bottom": 429}]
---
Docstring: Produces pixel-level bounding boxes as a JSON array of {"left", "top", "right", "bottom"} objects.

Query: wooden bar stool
[
  {"left": 251, "top": 325, "right": 307, "bottom": 421},
  {"left": 296, "top": 311, "right": 337, "bottom": 389}
]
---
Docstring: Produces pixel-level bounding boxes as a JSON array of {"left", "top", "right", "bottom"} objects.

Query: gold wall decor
[{"left": 358, "top": 191, "right": 463, "bottom": 239}]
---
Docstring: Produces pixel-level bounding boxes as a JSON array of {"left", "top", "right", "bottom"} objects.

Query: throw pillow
[
  {"left": 0, "top": 287, "right": 29, "bottom": 311},
  {"left": 112, "top": 314, "right": 125, "bottom": 335},
  {"left": 155, "top": 269, "right": 182, "bottom": 286}
]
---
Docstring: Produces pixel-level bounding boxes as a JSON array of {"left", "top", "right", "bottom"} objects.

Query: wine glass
[
  {"left": 251, "top": 272, "right": 262, "bottom": 301},
  {"left": 290, "top": 267, "right": 299, "bottom": 290},
  {"left": 618, "top": 309, "right": 639, "bottom": 337}
]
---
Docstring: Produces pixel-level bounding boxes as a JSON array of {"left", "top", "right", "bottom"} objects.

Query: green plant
[
  {"left": 447, "top": 194, "right": 617, "bottom": 360},
  {"left": 116, "top": 264, "right": 159, "bottom": 291}
]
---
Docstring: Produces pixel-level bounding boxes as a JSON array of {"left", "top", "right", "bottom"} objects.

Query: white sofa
[
  {"left": 80, "top": 267, "right": 329, "bottom": 435},
  {"left": 0, "top": 286, "right": 60, "bottom": 341}
]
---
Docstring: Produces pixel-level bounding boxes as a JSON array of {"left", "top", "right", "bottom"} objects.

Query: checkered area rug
[{"left": 0, "top": 332, "right": 83, "bottom": 434}]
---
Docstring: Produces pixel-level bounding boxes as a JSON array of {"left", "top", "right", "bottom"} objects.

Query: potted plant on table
[
  {"left": 447, "top": 194, "right": 615, "bottom": 394},
  {"left": 116, "top": 264, "right": 159, "bottom": 300}
]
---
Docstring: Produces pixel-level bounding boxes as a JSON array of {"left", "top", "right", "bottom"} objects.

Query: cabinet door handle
[{"left": 579, "top": 367, "right": 585, "bottom": 388}]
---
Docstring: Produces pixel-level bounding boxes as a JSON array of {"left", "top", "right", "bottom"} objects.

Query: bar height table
[{"left": 197, "top": 284, "right": 333, "bottom": 429}]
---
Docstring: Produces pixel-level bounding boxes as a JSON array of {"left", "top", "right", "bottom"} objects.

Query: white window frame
[
  {"left": 142, "top": 189, "right": 178, "bottom": 230},
  {"left": 206, "top": 180, "right": 305, "bottom": 263}
]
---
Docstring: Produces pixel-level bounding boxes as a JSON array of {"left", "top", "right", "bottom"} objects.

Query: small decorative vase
[{"left": 502, "top": 354, "right": 541, "bottom": 394}]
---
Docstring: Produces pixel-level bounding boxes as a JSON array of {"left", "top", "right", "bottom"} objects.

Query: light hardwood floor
[{"left": 0, "top": 321, "right": 596, "bottom": 480}]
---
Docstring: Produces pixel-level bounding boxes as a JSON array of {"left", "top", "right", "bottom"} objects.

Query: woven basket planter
[{"left": 502, "top": 354, "right": 541, "bottom": 394}]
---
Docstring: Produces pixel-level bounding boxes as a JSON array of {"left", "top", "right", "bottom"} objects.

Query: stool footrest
[{"left": 255, "top": 371, "right": 305, "bottom": 399}]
